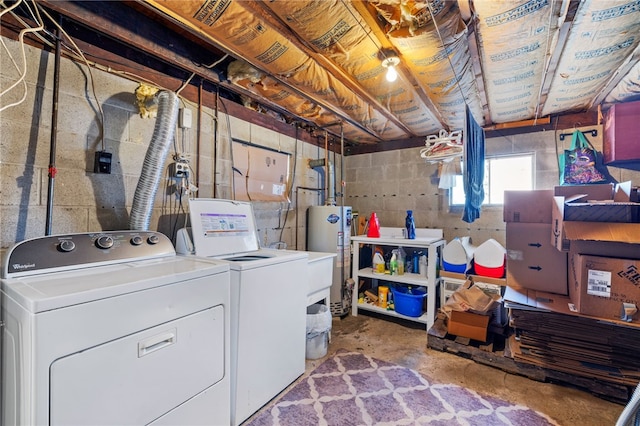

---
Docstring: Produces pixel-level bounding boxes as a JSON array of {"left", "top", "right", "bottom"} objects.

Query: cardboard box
[
  {"left": 551, "top": 182, "right": 638, "bottom": 251},
  {"left": 503, "top": 190, "right": 554, "bottom": 223},
  {"left": 604, "top": 100, "right": 640, "bottom": 167},
  {"left": 555, "top": 221, "right": 640, "bottom": 252},
  {"left": 554, "top": 184, "right": 614, "bottom": 200},
  {"left": 569, "top": 255, "right": 640, "bottom": 322},
  {"left": 447, "top": 310, "right": 490, "bottom": 342},
  {"left": 506, "top": 222, "right": 568, "bottom": 294},
  {"left": 503, "top": 286, "right": 575, "bottom": 316},
  {"left": 560, "top": 194, "right": 639, "bottom": 223}
]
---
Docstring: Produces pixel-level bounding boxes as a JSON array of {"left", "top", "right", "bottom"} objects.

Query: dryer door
[{"left": 49, "top": 305, "right": 224, "bottom": 425}]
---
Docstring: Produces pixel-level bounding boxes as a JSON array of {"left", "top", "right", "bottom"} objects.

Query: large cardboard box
[
  {"left": 551, "top": 183, "right": 638, "bottom": 251},
  {"left": 603, "top": 100, "right": 640, "bottom": 167},
  {"left": 506, "top": 222, "right": 567, "bottom": 294},
  {"left": 447, "top": 310, "right": 490, "bottom": 342},
  {"left": 569, "top": 255, "right": 640, "bottom": 321},
  {"left": 503, "top": 190, "right": 554, "bottom": 223}
]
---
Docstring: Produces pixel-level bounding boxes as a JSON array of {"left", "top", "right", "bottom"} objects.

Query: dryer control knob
[
  {"left": 147, "top": 235, "right": 160, "bottom": 245},
  {"left": 95, "top": 235, "right": 114, "bottom": 249},
  {"left": 58, "top": 240, "right": 76, "bottom": 252},
  {"left": 131, "top": 236, "right": 144, "bottom": 246}
]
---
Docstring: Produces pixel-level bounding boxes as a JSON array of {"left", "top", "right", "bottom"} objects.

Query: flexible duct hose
[{"left": 129, "top": 90, "right": 179, "bottom": 230}]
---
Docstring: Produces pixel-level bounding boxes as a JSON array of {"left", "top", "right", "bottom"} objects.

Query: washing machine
[
  {"left": 0, "top": 230, "right": 231, "bottom": 426},
  {"left": 179, "top": 198, "right": 308, "bottom": 426}
]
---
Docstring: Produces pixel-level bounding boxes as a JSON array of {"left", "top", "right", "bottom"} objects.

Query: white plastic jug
[{"left": 373, "top": 252, "right": 385, "bottom": 274}]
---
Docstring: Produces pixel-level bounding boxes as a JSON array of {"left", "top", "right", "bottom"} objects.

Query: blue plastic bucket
[{"left": 392, "top": 286, "right": 427, "bottom": 317}]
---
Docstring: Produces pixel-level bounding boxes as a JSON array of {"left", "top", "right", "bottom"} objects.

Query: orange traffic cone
[{"left": 367, "top": 212, "right": 380, "bottom": 237}]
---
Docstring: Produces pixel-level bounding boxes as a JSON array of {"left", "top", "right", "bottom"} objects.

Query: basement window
[{"left": 450, "top": 153, "right": 534, "bottom": 206}]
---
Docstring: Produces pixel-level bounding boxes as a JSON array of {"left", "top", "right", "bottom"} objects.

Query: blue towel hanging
[{"left": 462, "top": 105, "right": 485, "bottom": 223}]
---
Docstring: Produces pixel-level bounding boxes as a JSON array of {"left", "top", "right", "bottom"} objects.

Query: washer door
[{"left": 49, "top": 306, "right": 224, "bottom": 425}]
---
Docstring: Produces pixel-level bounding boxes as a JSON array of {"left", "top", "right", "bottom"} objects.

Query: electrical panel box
[{"left": 94, "top": 151, "right": 112, "bottom": 174}]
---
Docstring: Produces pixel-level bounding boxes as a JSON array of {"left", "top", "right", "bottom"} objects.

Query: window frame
[{"left": 449, "top": 152, "right": 536, "bottom": 207}]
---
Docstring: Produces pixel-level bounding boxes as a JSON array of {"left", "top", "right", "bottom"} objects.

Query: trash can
[{"left": 306, "top": 304, "right": 332, "bottom": 359}]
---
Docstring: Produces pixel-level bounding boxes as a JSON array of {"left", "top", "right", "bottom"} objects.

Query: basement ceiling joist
[
  {"left": 8, "top": 0, "right": 640, "bottom": 150},
  {"left": 136, "top": 0, "right": 640, "bottom": 144}
]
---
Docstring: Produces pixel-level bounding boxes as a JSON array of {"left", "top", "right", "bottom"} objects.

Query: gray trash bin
[{"left": 306, "top": 304, "right": 332, "bottom": 359}]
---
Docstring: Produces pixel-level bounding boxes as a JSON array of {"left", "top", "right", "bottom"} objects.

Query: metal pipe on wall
[
  {"left": 213, "top": 86, "right": 219, "bottom": 197},
  {"left": 295, "top": 186, "right": 323, "bottom": 250},
  {"left": 196, "top": 80, "right": 203, "bottom": 188},
  {"left": 45, "top": 27, "right": 62, "bottom": 235}
]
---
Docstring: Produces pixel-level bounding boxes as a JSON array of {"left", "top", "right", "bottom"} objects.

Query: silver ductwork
[
  {"left": 129, "top": 90, "right": 180, "bottom": 230},
  {"left": 309, "top": 158, "right": 335, "bottom": 206}
]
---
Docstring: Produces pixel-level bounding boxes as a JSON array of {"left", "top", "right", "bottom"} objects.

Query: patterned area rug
[{"left": 244, "top": 350, "right": 558, "bottom": 426}]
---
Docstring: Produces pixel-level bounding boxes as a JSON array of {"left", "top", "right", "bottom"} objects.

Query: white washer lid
[{"left": 189, "top": 198, "right": 260, "bottom": 257}]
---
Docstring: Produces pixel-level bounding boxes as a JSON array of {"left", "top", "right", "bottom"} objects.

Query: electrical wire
[
  {"left": 218, "top": 98, "right": 236, "bottom": 199},
  {"left": 36, "top": 3, "right": 107, "bottom": 150},
  {"left": 533, "top": 0, "right": 559, "bottom": 125},
  {"left": 277, "top": 123, "right": 299, "bottom": 244},
  {"left": 0, "top": 0, "right": 44, "bottom": 112},
  {"left": 425, "top": 1, "right": 469, "bottom": 110}
]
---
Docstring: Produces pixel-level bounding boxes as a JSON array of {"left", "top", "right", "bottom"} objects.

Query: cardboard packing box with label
[{"left": 569, "top": 255, "right": 640, "bottom": 321}]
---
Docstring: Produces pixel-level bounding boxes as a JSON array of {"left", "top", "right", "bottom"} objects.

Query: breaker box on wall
[{"left": 232, "top": 141, "right": 290, "bottom": 202}]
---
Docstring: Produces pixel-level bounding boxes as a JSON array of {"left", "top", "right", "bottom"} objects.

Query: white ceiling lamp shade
[{"left": 382, "top": 56, "right": 400, "bottom": 82}]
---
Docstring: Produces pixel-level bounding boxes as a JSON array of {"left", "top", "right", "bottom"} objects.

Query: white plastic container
[
  {"left": 305, "top": 331, "right": 329, "bottom": 360},
  {"left": 306, "top": 304, "right": 332, "bottom": 359},
  {"left": 474, "top": 238, "right": 506, "bottom": 278}
]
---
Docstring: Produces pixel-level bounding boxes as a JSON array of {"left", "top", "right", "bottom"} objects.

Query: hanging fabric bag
[{"left": 560, "top": 130, "right": 607, "bottom": 185}]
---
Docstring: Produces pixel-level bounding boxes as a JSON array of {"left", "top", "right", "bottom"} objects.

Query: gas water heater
[{"left": 307, "top": 205, "right": 352, "bottom": 316}]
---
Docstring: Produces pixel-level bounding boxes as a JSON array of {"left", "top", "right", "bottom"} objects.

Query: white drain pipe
[{"left": 129, "top": 90, "right": 179, "bottom": 230}]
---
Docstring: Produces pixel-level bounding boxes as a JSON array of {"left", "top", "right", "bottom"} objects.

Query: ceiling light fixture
[{"left": 381, "top": 56, "right": 400, "bottom": 82}]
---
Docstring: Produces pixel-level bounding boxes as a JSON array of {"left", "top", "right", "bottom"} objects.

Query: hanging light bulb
[
  {"left": 382, "top": 56, "right": 400, "bottom": 83},
  {"left": 386, "top": 65, "right": 397, "bottom": 82}
]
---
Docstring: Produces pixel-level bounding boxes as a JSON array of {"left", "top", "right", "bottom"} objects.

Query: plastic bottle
[
  {"left": 389, "top": 251, "right": 398, "bottom": 275},
  {"left": 397, "top": 247, "right": 405, "bottom": 275},
  {"left": 372, "top": 252, "right": 385, "bottom": 274},
  {"left": 405, "top": 210, "right": 416, "bottom": 239},
  {"left": 378, "top": 286, "right": 389, "bottom": 308}
]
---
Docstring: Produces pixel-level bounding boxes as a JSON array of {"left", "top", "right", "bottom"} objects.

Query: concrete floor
[{"left": 301, "top": 313, "right": 625, "bottom": 426}]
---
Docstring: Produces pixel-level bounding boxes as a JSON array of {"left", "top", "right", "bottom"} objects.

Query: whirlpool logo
[{"left": 12, "top": 263, "right": 36, "bottom": 270}]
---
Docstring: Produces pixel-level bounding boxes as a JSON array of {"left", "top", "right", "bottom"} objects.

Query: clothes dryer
[{"left": 1, "top": 231, "right": 230, "bottom": 426}]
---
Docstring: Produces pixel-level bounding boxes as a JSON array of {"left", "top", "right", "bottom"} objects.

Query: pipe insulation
[{"left": 129, "top": 90, "right": 180, "bottom": 230}]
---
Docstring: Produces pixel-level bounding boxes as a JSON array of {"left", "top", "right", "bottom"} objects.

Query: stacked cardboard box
[
  {"left": 503, "top": 190, "right": 568, "bottom": 294},
  {"left": 504, "top": 183, "right": 640, "bottom": 324},
  {"left": 504, "top": 184, "right": 640, "bottom": 391}
]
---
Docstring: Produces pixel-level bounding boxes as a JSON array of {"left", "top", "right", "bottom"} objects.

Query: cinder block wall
[
  {"left": 345, "top": 128, "right": 639, "bottom": 247},
  {"left": 0, "top": 37, "right": 335, "bottom": 253}
]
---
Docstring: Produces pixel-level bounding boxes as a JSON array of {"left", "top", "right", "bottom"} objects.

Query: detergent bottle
[{"left": 389, "top": 250, "right": 398, "bottom": 275}]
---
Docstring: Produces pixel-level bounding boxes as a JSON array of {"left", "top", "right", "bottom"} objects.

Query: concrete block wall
[
  {"left": 345, "top": 127, "right": 640, "bottom": 248},
  {"left": 0, "top": 36, "right": 335, "bottom": 254}
]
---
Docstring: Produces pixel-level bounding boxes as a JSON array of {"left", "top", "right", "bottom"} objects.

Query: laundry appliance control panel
[{"left": 3, "top": 231, "right": 175, "bottom": 277}]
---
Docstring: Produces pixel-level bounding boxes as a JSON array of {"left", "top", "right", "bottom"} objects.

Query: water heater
[{"left": 307, "top": 205, "right": 352, "bottom": 316}]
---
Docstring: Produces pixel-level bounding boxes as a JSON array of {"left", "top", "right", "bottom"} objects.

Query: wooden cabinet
[{"left": 351, "top": 228, "right": 445, "bottom": 330}]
